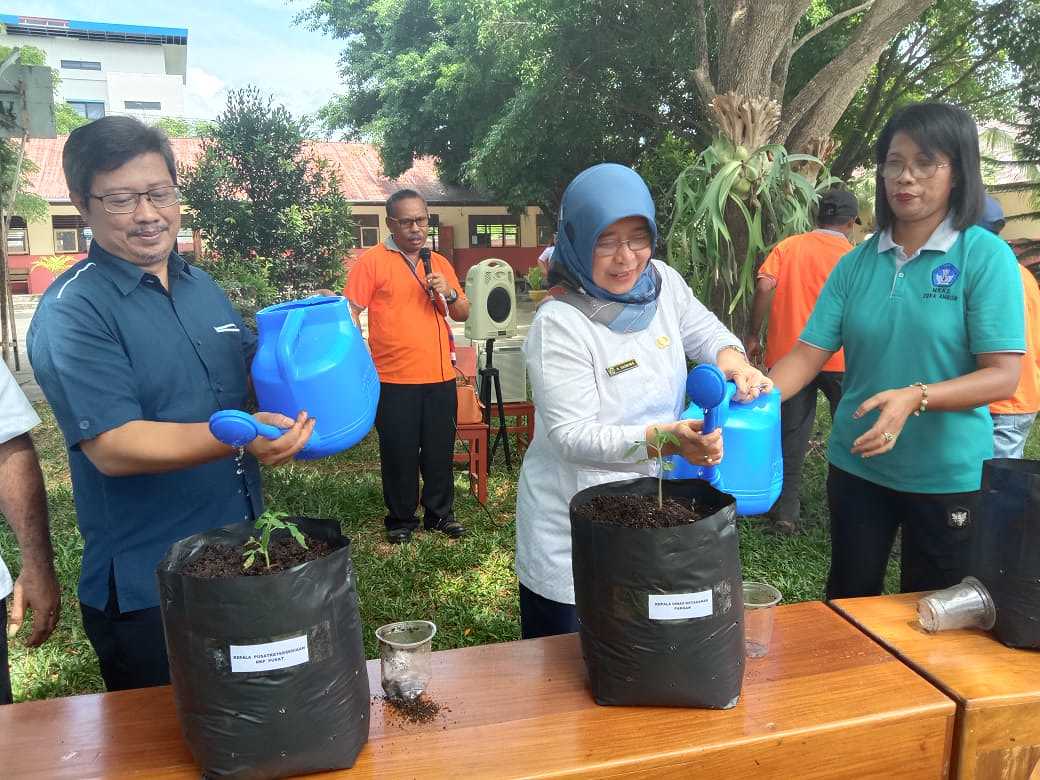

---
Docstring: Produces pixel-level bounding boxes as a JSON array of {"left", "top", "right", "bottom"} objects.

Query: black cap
[{"left": 818, "top": 190, "right": 861, "bottom": 225}]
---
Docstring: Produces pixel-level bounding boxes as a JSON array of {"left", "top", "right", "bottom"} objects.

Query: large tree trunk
[{"left": 778, "top": 0, "right": 938, "bottom": 152}]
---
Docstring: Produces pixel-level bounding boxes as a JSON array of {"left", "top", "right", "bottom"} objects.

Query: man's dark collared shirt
[{"left": 28, "top": 242, "right": 262, "bottom": 611}]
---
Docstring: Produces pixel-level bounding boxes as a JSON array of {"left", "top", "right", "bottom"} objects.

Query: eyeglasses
[
  {"left": 593, "top": 233, "right": 653, "bottom": 257},
  {"left": 388, "top": 216, "right": 430, "bottom": 230},
  {"left": 878, "top": 160, "right": 951, "bottom": 180},
  {"left": 89, "top": 185, "right": 181, "bottom": 214}
]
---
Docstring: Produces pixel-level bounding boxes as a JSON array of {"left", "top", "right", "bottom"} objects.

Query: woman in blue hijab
[{"left": 515, "top": 163, "right": 771, "bottom": 638}]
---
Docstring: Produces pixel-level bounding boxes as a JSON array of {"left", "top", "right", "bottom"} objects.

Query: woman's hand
[
  {"left": 851, "top": 387, "right": 919, "bottom": 458},
  {"left": 715, "top": 346, "right": 774, "bottom": 401},
  {"left": 724, "top": 362, "right": 773, "bottom": 401},
  {"left": 672, "top": 419, "right": 724, "bottom": 467}
]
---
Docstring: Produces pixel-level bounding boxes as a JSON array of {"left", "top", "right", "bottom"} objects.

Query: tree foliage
[
  {"left": 180, "top": 88, "right": 354, "bottom": 315},
  {"left": 154, "top": 116, "right": 214, "bottom": 138},
  {"left": 301, "top": 0, "right": 942, "bottom": 216},
  {"left": 830, "top": 0, "right": 1039, "bottom": 179}
]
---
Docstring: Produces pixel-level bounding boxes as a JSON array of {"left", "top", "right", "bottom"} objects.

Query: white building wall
[
  {"left": 107, "top": 73, "right": 186, "bottom": 118},
  {"left": 0, "top": 31, "right": 186, "bottom": 119}
]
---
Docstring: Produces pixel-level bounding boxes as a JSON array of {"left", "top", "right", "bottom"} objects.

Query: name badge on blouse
[{"left": 606, "top": 359, "right": 639, "bottom": 377}]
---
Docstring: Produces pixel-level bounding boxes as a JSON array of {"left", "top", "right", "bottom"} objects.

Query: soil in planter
[
  {"left": 573, "top": 494, "right": 706, "bottom": 528},
  {"left": 180, "top": 534, "right": 334, "bottom": 578}
]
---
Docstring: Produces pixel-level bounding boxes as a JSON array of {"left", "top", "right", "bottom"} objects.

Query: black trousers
[
  {"left": 770, "top": 371, "right": 843, "bottom": 524},
  {"left": 519, "top": 584, "right": 579, "bottom": 640},
  {"left": 375, "top": 380, "right": 457, "bottom": 532},
  {"left": 80, "top": 574, "right": 170, "bottom": 692},
  {"left": 0, "top": 599, "right": 11, "bottom": 704},
  {"left": 826, "top": 465, "right": 979, "bottom": 599}
]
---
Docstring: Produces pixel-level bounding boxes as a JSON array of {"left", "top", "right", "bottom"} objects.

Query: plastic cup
[
  {"left": 743, "top": 581, "right": 782, "bottom": 658},
  {"left": 375, "top": 620, "right": 437, "bottom": 700},
  {"left": 917, "top": 577, "right": 996, "bottom": 633}
]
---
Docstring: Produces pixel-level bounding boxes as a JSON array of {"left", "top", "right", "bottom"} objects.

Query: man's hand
[
  {"left": 425, "top": 272, "right": 452, "bottom": 297},
  {"left": 743, "top": 335, "right": 763, "bottom": 366},
  {"left": 246, "top": 411, "right": 316, "bottom": 466},
  {"left": 8, "top": 562, "right": 60, "bottom": 647}
]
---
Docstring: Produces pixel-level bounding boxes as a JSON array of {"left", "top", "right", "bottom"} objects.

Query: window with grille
[
  {"left": 469, "top": 215, "right": 520, "bottom": 248},
  {"left": 536, "top": 214, "right": 555, "bottom": 245},
  {"left": 351, "top": 214, "right": 380, "bottom": 248},
  {"left": 425, "top": 214, "right": 440, "bottom": 252},
  {"left": 67, "top": 100, "right": 105, "bottom": 119},
  {"left": 52, "top": 215, "right": 90, "bottom": 253},
  {"left": 7, "top": 216, "right": 27, "bottom": 254}
]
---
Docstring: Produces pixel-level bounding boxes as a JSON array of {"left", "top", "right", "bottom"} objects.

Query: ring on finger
[{"left": 882, "top": 431, "right": 896, "bottom": 443}]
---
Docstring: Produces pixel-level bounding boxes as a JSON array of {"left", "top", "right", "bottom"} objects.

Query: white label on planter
[
  {"left": 230, "top": 635, "right": 309, "bottom": 673},
  {"left": 648, "top": 590, "right": 713, "bottom": 620}
]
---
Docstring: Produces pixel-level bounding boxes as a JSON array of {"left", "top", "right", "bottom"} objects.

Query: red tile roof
[{"left": 23, "top": 136, "right": 494, "bottom": 205}]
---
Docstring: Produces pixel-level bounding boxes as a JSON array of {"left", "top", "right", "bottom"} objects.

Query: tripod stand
[{"left": 478, "top": 338, "right": 512, "bottom": 470}]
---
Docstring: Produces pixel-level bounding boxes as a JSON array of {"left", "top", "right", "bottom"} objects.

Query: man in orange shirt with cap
[
  {"left": 745, "top": 189, "right": 859, "bottom": 534},
  {"left": 981, "top": 196, "right": 1040, "bottom": 458},
  {"left": 346, "top": 189, "right": 471, "bottom": 543}
]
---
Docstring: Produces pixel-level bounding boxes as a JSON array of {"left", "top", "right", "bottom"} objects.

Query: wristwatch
[{"left": 445, "top": 289, "right": 459, "bottom": 305}]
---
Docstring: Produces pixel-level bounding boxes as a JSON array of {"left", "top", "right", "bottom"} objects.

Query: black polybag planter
[
  {"left": 157, "top": 517, "right": 370, "bottom": 780},
  {"left": 972, "top": 459, "right": 1040, "bottom": 649},
  {"left": 570, "top": 478, "right": 745, "bottom": 708}
]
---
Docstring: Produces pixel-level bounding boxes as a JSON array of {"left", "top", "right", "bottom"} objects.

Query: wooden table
[
  {"left": 0, "top": 602, "right": 953, "bottom": 779},
  {"left": 832, "top": 592, "right": 1040, "bottom": 780}
]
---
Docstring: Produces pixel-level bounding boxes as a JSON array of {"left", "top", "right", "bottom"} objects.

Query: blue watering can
[
  {"left": 667, "top": 364, "right": 783, "bottom": 516},
  {"left": 209, "top": 296, "right": 379, "bottom": 460}
]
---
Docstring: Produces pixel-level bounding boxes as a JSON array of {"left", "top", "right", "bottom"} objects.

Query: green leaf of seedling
[{"left": 287, "top": 523, "right": 309, "bottom": 549}]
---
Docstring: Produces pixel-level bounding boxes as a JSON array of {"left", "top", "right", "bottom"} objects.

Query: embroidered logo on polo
[
  {"left": 922, "top": 262, "right": 961, "bottom": 302},
  {"left": 931, "top": 263, "right": 960, "bottom": 288},
  {"left": 213, "top": 323, "right": 241, "bottom": 333}
]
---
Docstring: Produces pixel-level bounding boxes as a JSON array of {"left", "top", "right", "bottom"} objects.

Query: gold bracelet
[{"left": 910, "top": 382, "right": 929, "bottom": 416}]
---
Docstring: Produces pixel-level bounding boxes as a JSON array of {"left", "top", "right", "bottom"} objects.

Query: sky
[{"left": 4, "top": 1, "right": 347, "bottom": 122}]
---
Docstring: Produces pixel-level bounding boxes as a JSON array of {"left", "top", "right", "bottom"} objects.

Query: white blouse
[{"left": 515, "top": 260, "right": 742, "bottom": 604}]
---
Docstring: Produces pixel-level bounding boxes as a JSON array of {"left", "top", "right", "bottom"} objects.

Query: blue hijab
[{"left": 548, "top": 163, "right": 663, "bottom": 333}]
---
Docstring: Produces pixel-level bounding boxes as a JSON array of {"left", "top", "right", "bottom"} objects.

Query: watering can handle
[
  {"left": 209, "top": 410, "right": 286, "bottom": 448},
  {"left": 276, "top": 307, "right": 306, "bottom": 387}
]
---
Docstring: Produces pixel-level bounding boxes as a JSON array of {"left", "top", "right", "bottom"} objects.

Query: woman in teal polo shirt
[{"left": 770, "top": 102, "right": 1025, "bottom": 598}]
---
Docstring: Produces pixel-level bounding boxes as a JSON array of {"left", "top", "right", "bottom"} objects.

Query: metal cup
[{"left": 917, "top": 577, "right": 996, "bottom": 633}]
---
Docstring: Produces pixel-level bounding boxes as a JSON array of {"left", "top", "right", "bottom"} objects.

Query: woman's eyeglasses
[
  {"left": 593, "top": 234, "right": 652, "bottom": 257},
  {"left": 878, "top": 160, "right": 951, "bottom": 180}
]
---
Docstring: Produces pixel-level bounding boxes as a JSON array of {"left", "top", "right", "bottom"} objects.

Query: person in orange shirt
[
  {"left": 982, "top": 197, "right": 1040, "bottom": 458},
  {"left": 345, "top": 189, "right": 471, "bottom": 543},
  {"left": 745, "top": 189, "right": 859, "bottom": 534}
]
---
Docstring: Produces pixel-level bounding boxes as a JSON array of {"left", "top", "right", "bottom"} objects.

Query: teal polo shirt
[
  {"left": 801, "top": 219, "right": 1024, "bottom": 494},
  {"left": 28, "top": 242, "right": 263, "bottom": 612}
]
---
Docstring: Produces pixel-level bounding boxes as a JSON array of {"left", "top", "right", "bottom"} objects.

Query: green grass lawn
[{"left": 3, "top": 401, "right": 1038, "bottom": 702}]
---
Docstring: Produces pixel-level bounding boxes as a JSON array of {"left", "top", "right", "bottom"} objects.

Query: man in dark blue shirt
[{"left": 28, "top": 116, "right": 314, "bottom": 691}]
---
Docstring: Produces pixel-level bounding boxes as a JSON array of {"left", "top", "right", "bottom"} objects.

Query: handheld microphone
[{"left": 419, "top": 247, "right": 435, "bottom": 300}]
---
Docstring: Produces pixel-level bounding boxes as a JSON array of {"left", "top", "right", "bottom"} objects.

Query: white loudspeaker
[{"left": 464, "top": 259, "right": 518, "bottom": 341}]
